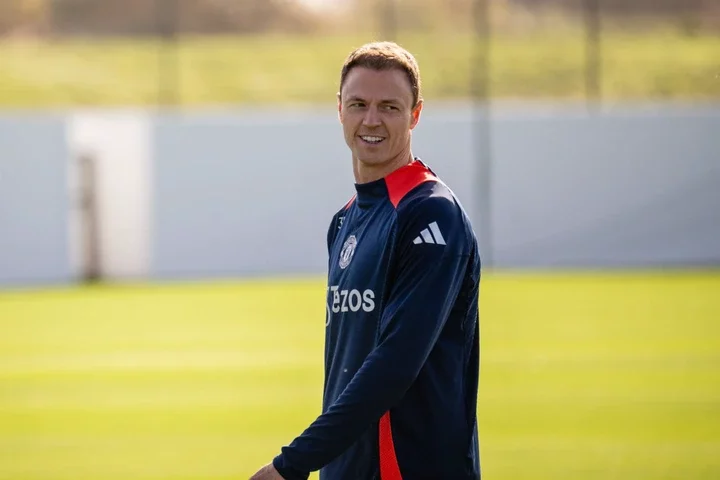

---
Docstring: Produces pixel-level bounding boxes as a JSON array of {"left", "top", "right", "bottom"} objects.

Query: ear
[
  {"left": 337, "top": 92, "right": 343, "bottom": 124},
  {"left": 409, "top": 99, "right": 423, "bottom": 130}
]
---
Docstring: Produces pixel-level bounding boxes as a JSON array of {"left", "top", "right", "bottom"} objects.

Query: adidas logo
[{"left": 412, "top": 221, "right": 446, "bottom": 245}]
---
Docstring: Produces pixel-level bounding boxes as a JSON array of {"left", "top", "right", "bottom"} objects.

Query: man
[{"left": 250, "top": 41, "right": 482, "bottom": 480}]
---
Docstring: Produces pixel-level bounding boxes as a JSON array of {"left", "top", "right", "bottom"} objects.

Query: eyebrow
[{"left": 346, "top": 96, "right": 402, "bottom": 105}]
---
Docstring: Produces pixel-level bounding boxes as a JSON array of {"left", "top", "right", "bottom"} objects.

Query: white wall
[
  {"left": 1, "top": 102, "right": 718, "bottom": 288},
  {"left": 151, "top": 107, "right": 354, "bottom": 278},
  {"left": 150, "top": 102, "right": 720, "bottom": 275},
  {"left": 68, "top": 111, "right": 152, "bottom": 280}
]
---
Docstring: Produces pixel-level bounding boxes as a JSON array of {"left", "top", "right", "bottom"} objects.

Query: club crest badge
[{"left": 339, "top": 235, "right": 357, "bottom": 269}]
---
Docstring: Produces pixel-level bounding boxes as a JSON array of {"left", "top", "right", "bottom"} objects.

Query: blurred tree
[
  {"left": 48, "top": 0, "right": 326, "bottom": 37},
  {"left": 0, "top": 0, "right": 50, "bottom": 36},
  {"left": 4, "top": 0, "right": 717, "bottom": 38},
  {"left": 0, "top": 1, "right": 21, "bottom": 34}
]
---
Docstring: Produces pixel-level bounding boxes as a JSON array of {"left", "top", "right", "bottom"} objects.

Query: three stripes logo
[{"left": 413, "top": 221, "right": 446, "bottom": 245}]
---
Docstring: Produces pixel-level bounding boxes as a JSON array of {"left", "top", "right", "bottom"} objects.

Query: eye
[
  {"left": 349, "top": 102, "right": 365, "bottom": 108},
  {"left": 383, "top": 105, "right": 399, "bottom": 111}
]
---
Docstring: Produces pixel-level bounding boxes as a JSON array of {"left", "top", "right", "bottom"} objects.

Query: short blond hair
[{"left": 339, "top": 41, "right": 422, "bottom": 108}]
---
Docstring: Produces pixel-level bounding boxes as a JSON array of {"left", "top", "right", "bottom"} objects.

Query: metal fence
[{"left": 0, "top": 0, "right": 717, "bottom": 108}]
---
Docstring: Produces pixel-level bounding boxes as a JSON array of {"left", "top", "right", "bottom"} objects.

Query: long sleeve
[{"left": 273, "top": 195, "right": 472, "bottom": 479}]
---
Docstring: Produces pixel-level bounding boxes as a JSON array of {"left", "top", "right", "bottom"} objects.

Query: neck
[{"left": 353, "top": 145, "right": 414, "bottom": 184}]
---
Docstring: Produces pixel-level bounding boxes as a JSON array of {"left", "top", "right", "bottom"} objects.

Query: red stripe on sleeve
[
  {"left": 385, "top": 160, "right": 436, "bottom": 208},
  {"left": 379, "top": 411, "right": 403, "bottom": 480}
]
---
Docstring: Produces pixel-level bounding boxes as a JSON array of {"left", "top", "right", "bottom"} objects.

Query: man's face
[{"left": 338, "top": 66, "right": 422, "bottom": 172}]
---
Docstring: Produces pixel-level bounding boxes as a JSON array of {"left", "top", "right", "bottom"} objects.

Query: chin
[
  {"left": 356, "top": 147, "right": 391, "bottom": 163},
  {"left": 358, "top": 156, "right": 391, "bottom": 168}
]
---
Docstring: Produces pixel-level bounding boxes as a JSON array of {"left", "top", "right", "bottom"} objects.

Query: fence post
[
  {"left": 156, "top": 0, "right": 179, "bottom": 107},
  {"left": 78, "top": 153, "right": 101, "bottom": 283},
  {"left": 585, "top": 0, "right": 602, "bottom": 108},
  {"left": 472, "top": 0, "right": 493, "bottom": 268},
  {"left": 380, "top": 0, "right": 397, "bottom": 41}
]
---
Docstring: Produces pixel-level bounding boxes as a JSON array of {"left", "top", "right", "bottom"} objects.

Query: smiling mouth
[{"left": 359, "top": 135, "right": 385, "bottom": 145}]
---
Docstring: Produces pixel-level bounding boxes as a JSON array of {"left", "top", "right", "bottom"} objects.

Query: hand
[{"left": 249, "top": 462, "right": 285, "bottom": 480}]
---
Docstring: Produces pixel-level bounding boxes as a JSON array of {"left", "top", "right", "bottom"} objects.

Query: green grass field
[
  {"left": 0, "top": 31, "right": 718, "bottom": 107},
  {"left": 1, "top": 271, "right": 719, "bottom": 480}
]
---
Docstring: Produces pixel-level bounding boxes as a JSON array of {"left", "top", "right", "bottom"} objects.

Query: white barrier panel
[{"left": 68, "top": 111, "right": 152, "bottom": 281}]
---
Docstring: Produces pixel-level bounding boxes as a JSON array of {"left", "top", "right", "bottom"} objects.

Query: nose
[{"left": 362, "top": 105, "right": 381, "bottom": 127}]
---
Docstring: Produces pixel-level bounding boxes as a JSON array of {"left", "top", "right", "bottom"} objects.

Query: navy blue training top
[{"left": 273, "top": 158, "right": 482, "bottom": 480}]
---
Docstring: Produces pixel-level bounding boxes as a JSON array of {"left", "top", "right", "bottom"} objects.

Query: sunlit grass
[{"left": 0, "top": 271, "right": 719, "bottom": 479}]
